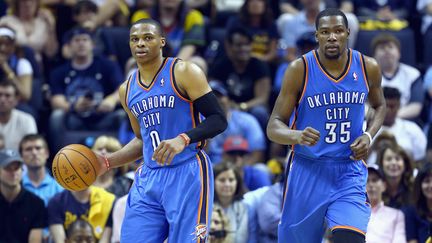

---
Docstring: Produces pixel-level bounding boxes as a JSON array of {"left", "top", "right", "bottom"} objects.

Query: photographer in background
[{"left": 48, "top": 27, "right": 124, "bottom": 152}]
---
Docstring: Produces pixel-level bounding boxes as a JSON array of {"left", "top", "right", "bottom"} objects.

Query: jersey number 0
[{"left": 150, "top": 130, "right": 161, "bottom": 151}]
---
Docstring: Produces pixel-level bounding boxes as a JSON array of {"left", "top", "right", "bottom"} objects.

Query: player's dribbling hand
[
  {"left": 349, "top": 134, "right": 371, "bottom": 161},
  {"left": 297, "top": 127, "right": 320, "bottom": 146},
  {"left": 95, "top": 153, "right": 109, "bottom": 177},
  {"left": 152, "top": 136, "right": 187, "bottom": 166}
]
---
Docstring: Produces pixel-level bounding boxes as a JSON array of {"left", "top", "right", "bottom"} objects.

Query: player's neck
[
  {"left": 317, "top": 49, "right": 348, "bottom": 70},
  {"left": 137, "top": 56, "right": 165, "bottom": 83}
]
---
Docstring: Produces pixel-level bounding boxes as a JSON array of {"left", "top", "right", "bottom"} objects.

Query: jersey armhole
[
  {"left": 360, "top": 54, "right": 370, "bottom": 91},
  {"left": 124, "top": 72, "right": 134, "bottom": 107},
  {"left": 171, "top": 58, "right": 192, "bottom": 102},
  {"left": 297, "top": 55, "right": 308, "bottom": 104}
]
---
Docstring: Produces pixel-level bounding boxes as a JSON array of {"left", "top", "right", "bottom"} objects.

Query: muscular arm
[
  {"left": 363, "top": 56, "right": 386, "bottom": 138},
  {"left": 267, "top": 58, "right": 309, "bottom": 145},
  {"left": 97, "top": 81, "right": 143, "bottom": 174},
  {"left": 152, "top": 61, "right": 227, "bottom": 164},
  {"left": 175, "top": 61, "right": 228, "bottom": 140}
]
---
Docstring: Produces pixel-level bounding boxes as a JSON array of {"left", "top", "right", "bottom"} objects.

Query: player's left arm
[
  {"left": 152, "top": 60, "right": 228, "bottom": 165},
  {"left": 350, "top": 55, "right": 386, "bottom": 160}
]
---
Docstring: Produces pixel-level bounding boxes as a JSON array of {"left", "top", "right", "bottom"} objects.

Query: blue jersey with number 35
[
  {"left": 125, "top": 58, "right": 203, "bottom": 168},
  {"left": 292, "top": 49, "right": 369, "bottom": 160}
]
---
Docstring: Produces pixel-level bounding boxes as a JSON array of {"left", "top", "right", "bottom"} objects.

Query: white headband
[{"left": 0, "top": 28, "right": 16, "bottom": 40}]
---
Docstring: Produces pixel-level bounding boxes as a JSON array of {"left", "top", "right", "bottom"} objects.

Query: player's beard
[{"left": 324, "top": 50, "right": 341, "bottom": 60}]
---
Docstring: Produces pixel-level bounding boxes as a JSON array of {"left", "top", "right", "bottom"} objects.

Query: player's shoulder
[
  {"left": 287, "top": 56, "right": 306, "bottom": 72},
  {"left": 356, "top": 52, "right": 379, "bottom": 67}
]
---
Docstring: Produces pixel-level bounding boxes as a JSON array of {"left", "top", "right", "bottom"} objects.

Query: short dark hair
[
  {"left": 315, "top": 8, "right": 348, "bottom": 30},
  {"left": 0, "top": 79, "right": 19, "bottom": 96},
  {"left": 72, "top": 0, "right": 98, "bottom": 16},
  {"left": 66, "top": 219, "right": 95, "bottom": 239},
  {"left": 383, "top": 87, "right": 401, "bottom": 100},
  {"left": 370, "top": 33, "right": 401, "bottom": 54},
  {"left": 19, "top": 134, "right": 48, "bottom": 154},
  {"left": 225, "top": 26, "right": 252, "bottom": 44},
  {"left": 131, "top": 18, "right": 164, "bottom": 37}
]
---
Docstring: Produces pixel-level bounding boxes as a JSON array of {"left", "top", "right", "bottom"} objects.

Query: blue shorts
[
  {"left": 278, "top": 152, "right": 370, "bottom": 243},
  {"left": 121, "top": 151, "right": 213, "bottom": 243}
]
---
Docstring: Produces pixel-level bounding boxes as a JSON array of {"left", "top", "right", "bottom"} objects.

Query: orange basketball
[{"left": 52, "top": 144, "right": 100, "bottom": 191}]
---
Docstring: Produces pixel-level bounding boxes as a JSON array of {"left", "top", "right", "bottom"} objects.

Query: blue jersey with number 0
[
  {"left": 126, "top": 58, "right": 203, "bottom": 168},
  {"left": 292, "top": 49, "right": 369, "bottom": 160}
]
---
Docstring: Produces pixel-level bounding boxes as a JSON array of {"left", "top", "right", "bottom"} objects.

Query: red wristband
[
  {"left": 179, "top": 133, "right": 191, "bottom": 146},
  {"left": 103, "top": 156, "right": 111, "bottom": 170}
]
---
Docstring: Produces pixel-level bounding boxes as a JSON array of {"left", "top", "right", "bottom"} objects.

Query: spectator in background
[
  {"left": 273, "top": 31, "right": 318, "bottom": 93},
  {"left": 0, "top": 149, "right": 47, "bottom": 243},
  {"left": 214, "top": 162, "right": 256, "bottom": 243},
  {"left": 210, "top": 205, "right": 235, "bottom": 243},
  {"left": 354, "top": 0, "right": 412, "bottom": 22},
  {"left": 222, "top": 136, "right": 271, "bottom": 190},
  {"left": 49, "top": 27, "right": 124, "bottom": 152},
  {"left": 0, "top": 26, "right": 33, "bottom": 102},
  {"left": 19, "top": 134, "right": 63, "bottom": 241},
  {"left": 111, "top": 193, "right": 128, "bottom": 243},
  {"left": 366, "top": 164, "right": 406, "bottom": 243},
  {"left": 367, "top": 130, "right": 398, "bottom": 165},
  {"left": 227, "top": 0, "right": 279, "bottom": 63},
  {"left": 378, "top": 87, "right": 427, "bottom": 163},
  {"left": 256, "top": 179, "right": 283, "bottom": 243},
  {"left": 376, "top": 144, "right": 414, "bottom": 209},
  {"left": 48, "top": 185, "right": 115, "bottom": 243},
  {"left": 0, "top": 0, "right": 58, "bottom": 63},
  {"left": 19, "top": 134, "right": 63, "bottom": 205},
  {"left": 278, "top": 0, "right": 359, "bottom": 61},
  {"left": 66, "top": 219, "right": 96, "bottom": 243},
  {"left": 209, "top": 26, "right": 271, "bottom": 130},
  {"left": 403, "top": 163, "right": 432, "bottom": 243},
  {"left": 208, "top": 81, "right": 266, "bottom": 164},
  {"left": 0, "top": 79, "right": 37, "bottom": 150},
  {"left": 131, "top": 0, "right": 205, "bottom": 59},
  {"left": 417, "top": 0, "right": 432, "bottom": 34},
  {"left": 372, "top": 33, "right": 424, "bottom": 120},
  {"left": 62, "top": 0, "right": 101, "bottom": 59},
  {"left": 0, "top": 133, "right": 4, "bottom": 149},
  {"left": 92, "top": 135, "right": 132, "bottom": 197}
]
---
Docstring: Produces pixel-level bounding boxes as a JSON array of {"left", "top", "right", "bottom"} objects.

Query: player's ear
[
  {"left": 161, "top": 37, "right": 166, "bottom": 48},
  {"left": 315, "top": 31, "right": 319, "bottom": 42}
]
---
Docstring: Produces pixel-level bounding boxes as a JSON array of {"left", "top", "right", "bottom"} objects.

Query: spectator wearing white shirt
[
  {"left": 372, "top": 33, "right": 424, "bottom": 120},
  {"left": 0, "top": 79, "right": 37, "bottom": 150}
]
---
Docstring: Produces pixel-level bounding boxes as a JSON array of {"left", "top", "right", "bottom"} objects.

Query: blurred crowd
[{"left": 2, "top": 0, "right": 432, "bottom": 242}]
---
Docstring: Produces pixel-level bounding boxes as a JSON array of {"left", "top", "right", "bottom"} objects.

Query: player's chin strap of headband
[{"left": 363, "top": 131, "right": 373, "bottom": 144}]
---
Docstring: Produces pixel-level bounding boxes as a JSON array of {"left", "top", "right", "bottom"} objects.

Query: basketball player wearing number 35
[
  {"left": 96, "top": 19, "right": 227, "bottom": 242},
  {"left": 267, "top": 9, "right": 386, "bottom": 243}
]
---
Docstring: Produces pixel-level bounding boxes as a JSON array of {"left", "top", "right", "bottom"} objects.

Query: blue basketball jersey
[
  {"left": 293, "top": 49, "right": 369, "bottom": 159},
  {"left": 126, "top": 58, "right": 203, "bottom": 168}
]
